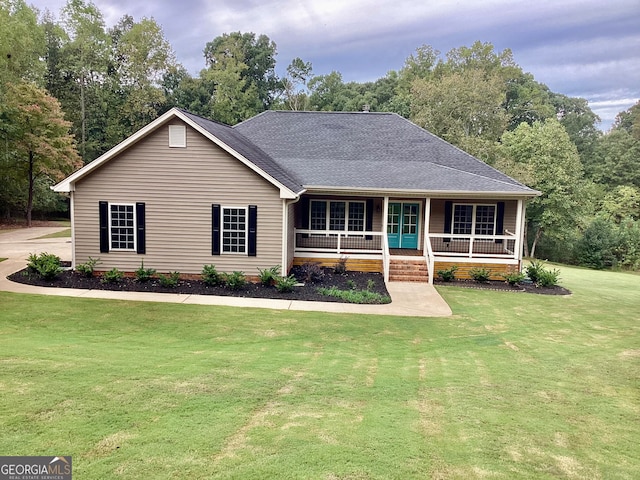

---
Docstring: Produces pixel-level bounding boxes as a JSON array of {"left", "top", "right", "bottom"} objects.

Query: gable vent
[{"left": 169, "top": 125, "right": 186, "bottom": 148}]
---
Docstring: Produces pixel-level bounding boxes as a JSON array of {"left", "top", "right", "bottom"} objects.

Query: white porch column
[
  {"left": 514, "top": 198, "right": 525, "bottom": 263},
  {"left": 382, "top": 196, "right": 389, "bottom": 235},
  {"left": 423, "top": 197, "right": 431, "bottom": 253},
  {"left": 423, "top": 197, "right": 435, "bottom": 284}
]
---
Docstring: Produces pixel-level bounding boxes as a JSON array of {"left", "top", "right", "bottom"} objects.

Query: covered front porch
[{"left": 291, "top": 195, "right": 527, "bottom": 284}]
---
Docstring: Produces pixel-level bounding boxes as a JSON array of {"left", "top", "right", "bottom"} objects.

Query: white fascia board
[{"left": 53, "top": 108, "right": 300, "bottom": 200}]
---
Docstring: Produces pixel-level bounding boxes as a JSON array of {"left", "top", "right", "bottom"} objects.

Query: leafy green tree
[
  {"left": 281, "top": 57, "right": 312, "bottom": 110},
  {"left": 203, "top": 32, "right": 279, "bottom": 114},
  {"left": 162, "top": 66, "right": 211, "bottom": 116},
  {"left": 57, "top": 0, "right": 110, "bottom": 162},
  {"left": 411, "top": 68, "right": 508, "bottom": 161},
  {"left": 504, "top": 72, "right": 555, "bottom": 130},
  {"left": 0, "top": 81, "right": 81, "bottom": 225},
  {"left": 551, "top": 93, "right": 601, "bottom": 166},
  {"left": 589, "top": 129, "right": 640, "bottom": 188},
  {"left": 0, "top": 0, "right": 45, "bottom": 85},
  {"left": 612, "top": 100, "right": 640, "bottom": 140},
  {"left": 601, "top": 185, "right": 640, "bottom": 222},
  {"left": 200, "top": 40, "right": 261, "bottom": 125},
  {"left": 308, "top": 71, "right": 349, "bottom": 111},
  {"left": 108, "top": 15, "right": 177, "bottom": 134},
  {"left": 498, "top": 119, "right": 585, "bottom": 257}
]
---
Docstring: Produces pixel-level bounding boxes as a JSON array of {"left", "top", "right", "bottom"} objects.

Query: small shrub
[
  {"left": 334, "top": 256, "right": 348, "bottom": 275},
  {"left": 27, "top": 252, "right": 62, "bottom": 280},
  {"left": 436, "top": 265, "right": 458, "bottom": 282},
  {"left": 346, "top": 279, "right": 356, "bottom": 290},
  {"left": 202, "top": 264, "right": 222, "bottom": 286},
  {"left": 222, "top": 271, "right": 246, "bottom": 290},
  {"left": 366, "top": 279, "right": 376, "bottom": 291},
  {"left": 76, "top": 257, "right": 100, "bottom": 278},
  {"left": 298, "top": 262, "right": 325, "bottom": 283},
  {"left": 469, "top": 267, "right": 492, "bottom": 283},
  {"left": 258, "top": 265, "right": 281, "bottom": 286},
  {"left": 101, "top": 268, "right": 123, "bottom": 284},
  {"left": 158, "top": 271, "right": 180, "bottom": 288},
  {"left": 536, "top": 268, "right": 561, "bottom": 288},
  {"left": 135, "top": 261, "right": 156, "bottom": 282},
  {"left": 502, "top": 269, "right": 526, "bottom": 286},
  {"left": 525, "top": 260, "right": 546, "bottom": 283},
  {"left": 274, "top": 275, "right": 298, "bottom": 293}
]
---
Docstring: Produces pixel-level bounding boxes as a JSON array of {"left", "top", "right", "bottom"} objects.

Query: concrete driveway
[{"left": 0, "top": 226, "right": 452, "bottom": 317}]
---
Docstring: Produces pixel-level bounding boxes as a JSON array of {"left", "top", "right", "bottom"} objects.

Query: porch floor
[{"left": 390, "top": 249, "right": 424, "bottom": 256}]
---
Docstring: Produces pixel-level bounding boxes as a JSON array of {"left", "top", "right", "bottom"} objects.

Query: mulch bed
[
  {"left": 7, "top": 265, "right": 391, "bottom": 304},
  {"left": 433, "top": 278, "right": 571, "bottom": 295}
]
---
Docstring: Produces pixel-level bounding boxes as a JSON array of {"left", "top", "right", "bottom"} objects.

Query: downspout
[
  {"left": 69, "top": 191, "right": 76, "bottom": 269},
  {"left": 282, "top": 194, "right": 303, "bottom": 276}
]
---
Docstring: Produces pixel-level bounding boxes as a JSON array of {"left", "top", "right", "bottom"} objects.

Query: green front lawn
[{"left": 0, "top": 265, "right": 638, "bottom": 479}]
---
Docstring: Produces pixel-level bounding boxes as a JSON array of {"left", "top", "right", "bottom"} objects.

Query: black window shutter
[
  {"left": 136, "top": 202, "right": 146, "bottom": 254},
  {"left": 495, "top": 202, "right": 505, "bottom": 244},
  {"left": 99, "top": 201, "right": 109, "bottom": 253},
  {"left": 300, "top": 196, "right": 309, "bottom": 238},
  {"left": 248, "top": 205, "right": 257, "bottom": 256},
  {"left": 212, "top": 204, "right": 221, "bottom": 255},
  {"left": 365, "top": 199, "right": 374, "bottom": 240},
  {"left": 444, "top": 201, "right": 452, "bottom": 242}
]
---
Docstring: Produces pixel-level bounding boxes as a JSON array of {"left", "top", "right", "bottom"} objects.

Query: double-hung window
[
  {"left": 110, "top": 203, "right": 136, "bottom": 250},
  {"left": 310, "top": 200, "right": 366, "bottom": 234},
  {"left": 99, "top": 201, "right": 145, "bottom": 254},
  {"left": 212, "top": 204, "right": 257, "bottom": 256},
  {"left": 452, "top": 204, "right": 496, "bottom": 237},
  {"left": 222, "top": 207, "right": 247, "bottom": 253}
]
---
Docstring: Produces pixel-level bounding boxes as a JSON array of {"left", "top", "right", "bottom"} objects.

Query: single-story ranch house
[{"left": 53, "top": 108, "right": 539, "bottom": 284}]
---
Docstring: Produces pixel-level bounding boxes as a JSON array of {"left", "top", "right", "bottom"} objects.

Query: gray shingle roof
[{"left": 234, "top": 110, "right": 537, "bottom": 195}]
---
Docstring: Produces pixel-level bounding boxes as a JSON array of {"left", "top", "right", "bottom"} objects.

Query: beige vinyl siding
[
  {"left": 73, "top": 121, "right": 283, "bottom": 274},
  {"left": 429, "top": 199, "right": 518, "bottom": 234}
]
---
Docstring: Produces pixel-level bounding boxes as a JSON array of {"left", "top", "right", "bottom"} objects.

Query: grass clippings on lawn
[{"left": 0, "top": 264, "right": 638, "bottom": 479}]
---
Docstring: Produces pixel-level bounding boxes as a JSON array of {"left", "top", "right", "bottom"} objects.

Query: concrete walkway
[{"left": 0, "top": 226, "right": 452, "bottom": 317}]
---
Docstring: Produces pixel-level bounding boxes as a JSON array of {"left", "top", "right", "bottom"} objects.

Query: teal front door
[{"left": 387, "top": 203, "right": 419, "bottom": 249}]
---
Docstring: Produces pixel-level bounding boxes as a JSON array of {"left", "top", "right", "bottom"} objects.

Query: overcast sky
[{"left": 29, "top": 0, "right": 640, "bottom": 130}]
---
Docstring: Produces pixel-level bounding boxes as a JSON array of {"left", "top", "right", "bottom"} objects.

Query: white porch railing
[
  {"left": 427, "top": 232, "right": 518, "bottom": 258},
  {"left": 294, "top": 229, "right": 384, "bottom": 254}
]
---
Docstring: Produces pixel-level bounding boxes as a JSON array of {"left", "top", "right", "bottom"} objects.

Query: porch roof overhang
[{"left": 301, "top": 185, "right": 541, "bottom": 199}]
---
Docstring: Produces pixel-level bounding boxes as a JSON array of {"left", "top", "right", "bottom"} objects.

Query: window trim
[
  {"left": 221, "top": 205, "right": 248, "bottom": 255},
  {"left": 108, "top": 202, "right": 137, "bottom": 251},
  {"left": 309, "top": 199, "right": 367, "bottom": 236},
  {"left": 452, "top": 203, "right": 497, "bottom": 238}
]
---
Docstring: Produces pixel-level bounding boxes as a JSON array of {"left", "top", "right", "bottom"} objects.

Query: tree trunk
[
  {"left": 26, "top": 151, "right": 34, "bottom": 227},
  {"left": 530, "top": 227, "right": 543, "bottom": 259}
]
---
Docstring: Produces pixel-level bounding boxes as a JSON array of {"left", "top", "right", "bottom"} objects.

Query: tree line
[{"left": 1, "top": 0, "right": 639, "bottom": 270}]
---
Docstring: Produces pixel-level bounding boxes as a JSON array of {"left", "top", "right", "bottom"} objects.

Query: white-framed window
[
  {"left": 453, "top": 204, "right": 496, "bottom": 236},
  {"left": 168, "top": 125, "right": 186, "bottom": 147},
  {"left": 310, "top": 200, "right": 366, "bottom": 234},
  {"left": 222, "top": 207, "right": 247, "bottom": 253},
  {"left": 109, "top": 203, "right": 136, "bottom": 250}
]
